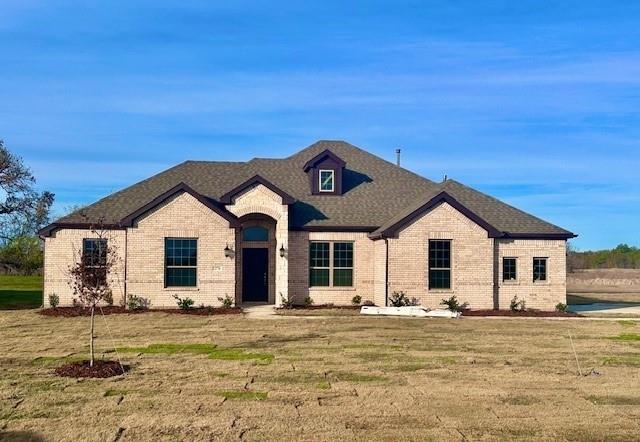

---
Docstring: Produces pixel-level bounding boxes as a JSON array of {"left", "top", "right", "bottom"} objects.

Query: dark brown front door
[{"left": 242, "top": 248, "right": 268, "bottom": 302}]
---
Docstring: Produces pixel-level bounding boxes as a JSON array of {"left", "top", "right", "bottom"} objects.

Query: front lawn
[
  {"left": 0, "top": 311, "right": 639, "bottom": 440},
  {"left": 0, "top": 275, "right": 43, "bottom": 309}
]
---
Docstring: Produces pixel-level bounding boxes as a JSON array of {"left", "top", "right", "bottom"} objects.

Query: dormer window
[
  {"left": 319, "top": 170, "right": 335, "bottom": 192},
  {"left": 303, "top": 149, "right": 346, "bottom": 196}
]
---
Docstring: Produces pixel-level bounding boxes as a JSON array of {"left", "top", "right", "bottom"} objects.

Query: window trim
[
  {"left": 502, "top": 257, "right": 518, "bottom": 282},
  {"left": 318, "top": 169, "right": 335, "bottom": 192},
  {"left": 309, "top": 241, "right": 354, "bottom": 288},
  {"left": 164, "top": 237, "right": 198, "bottom": 288},
  {"left": 428, "top": 239, "right": 452, "bottom": 291},
  {"left": 533, "top": 257, "right": 548, "bottom": 283}
]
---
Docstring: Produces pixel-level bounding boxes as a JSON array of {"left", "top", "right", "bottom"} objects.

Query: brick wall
[
  {"left": 288, "top": 231, "right": 376, "bottom": 305},
  {"left": 43, "top": 229, "right": 126, "bottom": 307},
  {"left": 497, "top": 239, "right": 567, "bottom": 309},
  {"left": 43, "top": 194, "right": 567, "bottom": 311},
  {"left": 226, "top": 184, "right": 289, "bottom": 305},
  {"left": 126, "top": 192, "right": 236, "bottom": 308},
  {"left": 387, "top": 202, "right": 495, "bottom": 309}
]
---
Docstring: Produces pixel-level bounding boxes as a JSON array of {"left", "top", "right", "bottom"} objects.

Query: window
[
  {"left": 333, "top": 242, "right": 353, "bottom": 286},
  {"left": 243, "top": 226, "right": 269, "bottom": 241},
  {"left": 428, "top": 240, "right": 451, "bottom": 290},
  {"left": 82, "top": 238, "right": 107, "bottom": 285},
  {"left": 503, "top": 258, "right": 517, "bottom": 281},
  {"left": 165, "top": 238, "right": 197, "bottom": 287},
  {"left": 82, "top": 238, "right": 107, "bottom": 267},
  {"left": 309, "top": 242, "right": 330, "bottom": 286},
  {"left": 309, "top": 241, "right": 353, "bottom": 287},
  {"left": 319, "top": 170, "right": 335, "bottom": 192},
  {"left": 533, "top": 257, "right": 547, "bottom": 282}
]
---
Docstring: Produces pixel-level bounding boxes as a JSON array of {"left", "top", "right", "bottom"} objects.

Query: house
[{"left": 39, "top": 140, "right": 576, "bottom": 310}]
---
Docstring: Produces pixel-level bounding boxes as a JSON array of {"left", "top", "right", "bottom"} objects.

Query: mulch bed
[
  {"left": 279, "top": 305, "right": 362, "bottom": 310},
  {"left": 39, "top": 306, "right": 243, "bottom": 317},
  {"left": 54, "top": 360, "right": 129, "bottom": 378},
  {"left": 462, "top": 309, "right": 581, "bottom": 317}
]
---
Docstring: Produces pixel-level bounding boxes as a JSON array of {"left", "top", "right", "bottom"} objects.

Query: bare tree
[
  {"left": 0, "top": 139, "right": 54, "bottom": 243},
  {"left": 68, "top": 226, "right": 118, "bottom": 367}
]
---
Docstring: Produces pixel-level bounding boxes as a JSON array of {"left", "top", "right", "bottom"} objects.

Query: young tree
[
  {"left": 68, "top": 227, "right": 118, "bottom": 367},
  {"left": 0, "top": 139, "right": 54, "bottom": 243}
]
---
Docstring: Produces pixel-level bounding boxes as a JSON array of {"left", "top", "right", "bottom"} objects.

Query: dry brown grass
[{"left": 1, "top": 311, "right": 640, "bottom": 441}]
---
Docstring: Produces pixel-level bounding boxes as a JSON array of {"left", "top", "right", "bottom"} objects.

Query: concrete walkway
[
  {"left": 241, "top": 303, "right": 278, "bottom": 319},
  {"left": 568, "top": 302, "right": 640, "bottom": 316}
]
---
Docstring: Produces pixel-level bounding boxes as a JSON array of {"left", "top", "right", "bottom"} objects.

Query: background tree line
[
  {"left": 0, "top": 140, "right": 54, "bottom": 275},
  {"left": 568, "top": 243, "right": 640, "bottom": 271}
]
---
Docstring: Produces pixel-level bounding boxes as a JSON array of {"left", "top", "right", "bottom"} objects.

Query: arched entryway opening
[{"left": 236, "top": 214, "right": 277, "bottom": 304}]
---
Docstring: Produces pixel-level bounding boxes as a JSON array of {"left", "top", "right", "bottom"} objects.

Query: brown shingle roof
[{"left": 47, "top": 140, "right": 575, "bottom": 239}]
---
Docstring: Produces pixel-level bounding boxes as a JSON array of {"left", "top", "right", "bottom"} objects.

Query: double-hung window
[
  {"left": 428, "top": 240, "right": 451, "bottom": 290},
  {"left": 165, "top": 238, "right": 197, "bottom": 287},
  {"left": 533, "top": 257, "right": 547, "bottom": 282},
  {"left": 309, "top": 241, "right": 353, "bottom": 287},
  {"left": 503, "top": 258, "right": 517, "bottom": 281}
]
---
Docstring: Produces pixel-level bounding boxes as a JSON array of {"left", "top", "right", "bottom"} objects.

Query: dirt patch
[
  {"left": 54, "top": 360, "right": 129, "bottom": 378},
  {"left": 462, "top": 309, "right": 580, "bottom": 317},
  {"left": 4, "top": 309, "right": 640, "bottom": 440},
  {"left": 568, "top": 269, "right": 640, "bottom": 294},
  {"left": 39, "top": 306, "right": 242, "bottom": 317}
]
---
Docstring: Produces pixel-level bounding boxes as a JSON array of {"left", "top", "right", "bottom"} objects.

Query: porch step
[{"left": 241, "top": 304, "right": 277, "bottom": 319}]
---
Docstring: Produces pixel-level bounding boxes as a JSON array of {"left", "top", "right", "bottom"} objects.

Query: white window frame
[{"left": 318, "top": 169, "right": 335, "bottom": 192}]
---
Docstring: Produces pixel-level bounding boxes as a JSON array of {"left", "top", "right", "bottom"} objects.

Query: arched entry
[{"left": 237, "top": 214, "right": 277, "bottom": 303}]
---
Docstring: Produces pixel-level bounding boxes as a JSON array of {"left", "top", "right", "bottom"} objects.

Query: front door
[{"left": 242, "top": 248, "right": 269, "bottom": 302}]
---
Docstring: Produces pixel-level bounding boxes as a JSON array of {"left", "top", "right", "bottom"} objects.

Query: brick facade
[
  {"left": 288, "top": 231, "right": 376, "bottom": 306},
  {"left": 497, "top": 238, "right": 566, "bottom": 310},
  {"left": 43, "top": 229, "right": 126, "bottom": 307},
  {"left": 387, "top": 202, "right": 495, "bottom": 309},
  {"left": 43, "top": 196, "right": 567, "bottom": 310}
]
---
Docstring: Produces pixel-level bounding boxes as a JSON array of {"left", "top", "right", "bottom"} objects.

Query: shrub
[
  {"left": 362, "top": 299, "right": 375, "bottom": 306},
  {"left": 103, "top": 289, "right": 114, "bottom": 306},
  {"left": 217, "top": 295, "right": 234, "bottom": 308},
  {"left": 555, "top": 302, "right": 567, "bottom": 312},
  {"left": 440, "top": 295, "right": 468, "bottom": 313},
  {"left": 280, "top": 293, "right": 294, "bottom": 309},
  {"left": 389, "top": 291, "right": 419, "bottom": 307},
  {"left": 304, "top": 295, "right": 314, "bottom": 306},
  {"left": 48, "top": 293, "right": 59, "bottom": 308},
  {"left": 510, "top": 296, "right": 526, "bottom": 312},
  {"left": 173, "top": 294, "right": 194, "bottom": 310},
  {"left": 351, "top": 295, "right": 362, "bottom": 306},
  {"left": 127, "top": 294, "right": 150, "bottom": 311}
]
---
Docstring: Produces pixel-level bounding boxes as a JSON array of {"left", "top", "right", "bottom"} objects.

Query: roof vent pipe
[{"left": 395, "top": 148, "right": 401, "bottom": 167}]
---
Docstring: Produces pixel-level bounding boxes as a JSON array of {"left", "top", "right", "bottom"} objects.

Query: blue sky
[{"left": 1, "top": 1, "right": 639, "bottom": 250}]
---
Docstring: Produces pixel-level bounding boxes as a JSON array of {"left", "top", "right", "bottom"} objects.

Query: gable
[
  {"left": 396, "top": 201, "right": 490, "bottom": 239},
  {"left": 370, "top": 191, "right": 502, "bottom": 239},
  {"left": 225, "top": 184, "right": 288, "bottom": 221},
  {"left": 134, "top": 191, "right": 235, "bottom": 228},
  {"left": 220, "top": 175, "right": 296, "bottom": 205}
]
